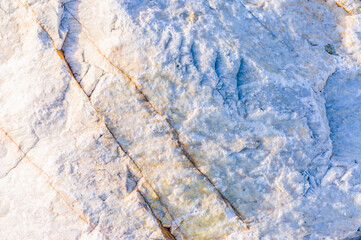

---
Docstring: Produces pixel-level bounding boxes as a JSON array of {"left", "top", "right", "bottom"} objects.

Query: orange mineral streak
[
  {"left": 16, "top": 0, "right": 260, "bottom": 238},
  {"left": 62, "top": 5, "right": 254, "bottom": 234},
  {"left": 0, "top": 127, "right": 89, "bottom": 224},
  {"left": 15, "top": 1, "right": 180, "bottom": 238},
  {"left": 335, "top": 1, "right": 354, "bottom": 15}
]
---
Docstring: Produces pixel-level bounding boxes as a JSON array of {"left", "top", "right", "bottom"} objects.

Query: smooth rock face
[{"left": 0, "top": 0, "right": 361, "bottom": 239}]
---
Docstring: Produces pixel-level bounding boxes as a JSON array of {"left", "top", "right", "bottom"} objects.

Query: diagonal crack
[
  {"left": 238, "top": 0, "right": 294, "bottom": 54},
  {"left": 62, "top": 4, "right": 256, "bottom": 234},
  {"left": 60, "top": 44, "right": 180, "bottom": 238},
  {"left": 1, "top": 129, "right": 39, "bottom": 179},
  {"left": 87, "top": 77, "right": 101, "bottom": 98},
  {"left": 0, "top": 127, "right": 89, "bottom": 224},
  {"left": 2, "top": 144, "right": 35, "bottom": 179},
  {"left": 16, "top": 1, "right": 180, "bottom": 238},
  {"left": 18, "top": 1, "right": 262, "bottom": 238},
  {"left": 334, "top": 1, "right": 354, "bottom": 15},
  {"left": 136, "top": 190, "right": 176, "bottom": 240}
]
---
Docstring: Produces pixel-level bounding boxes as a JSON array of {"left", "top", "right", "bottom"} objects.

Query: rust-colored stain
[{"left": 335, "top": 1, "right": 354, "bottom": 15}]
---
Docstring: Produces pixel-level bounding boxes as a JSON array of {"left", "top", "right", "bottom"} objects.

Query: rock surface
[{"left": 0, "top": 0, "right": 361, "bottom": 239}]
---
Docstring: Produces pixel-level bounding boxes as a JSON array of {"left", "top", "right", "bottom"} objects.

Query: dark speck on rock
[{"left": 325, "top": 44, "right": 337, "bottom": 55}]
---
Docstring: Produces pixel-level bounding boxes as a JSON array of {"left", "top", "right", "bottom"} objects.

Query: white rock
[{"left": 0, "top": 0, "right": 361, "bottom": 239}]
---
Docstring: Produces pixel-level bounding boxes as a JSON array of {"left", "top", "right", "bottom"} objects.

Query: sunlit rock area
[{"left": 0, "top": 0, "right": 361, "bottom": 239}]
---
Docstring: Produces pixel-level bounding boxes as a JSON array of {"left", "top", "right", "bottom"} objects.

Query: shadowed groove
[{"left": 137, "top": 190, "right": 176, "bottom": 240}]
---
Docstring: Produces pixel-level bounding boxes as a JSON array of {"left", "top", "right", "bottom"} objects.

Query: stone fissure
[
  {"left": 0, "top": 127, "right": 89, "bottom": 224},
  {"left": 62, "top": 5, "right": 255, "bottom": 233},
  {"left": 137, "top": 190, "right": 177, "bottom": 240},
  {"left": 16, "top": 1, "right": 181, "bottom": 238},
  {"left": 2, "top": 146, "right": 33, "bottom": 179}
]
